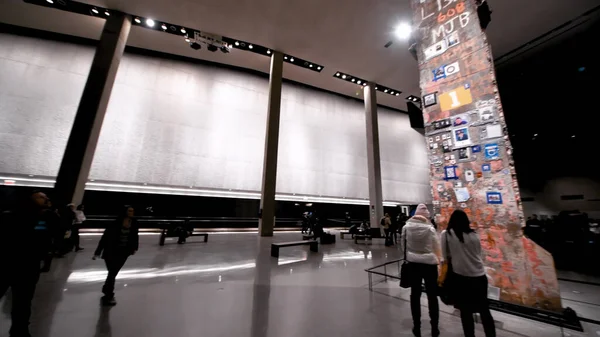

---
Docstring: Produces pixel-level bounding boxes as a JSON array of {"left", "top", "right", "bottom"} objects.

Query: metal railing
[{"left": 364, "top": 259, "right": 589, "bottom": 331}]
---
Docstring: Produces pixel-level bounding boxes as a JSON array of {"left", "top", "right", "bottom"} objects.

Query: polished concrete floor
[{"left": 1, "top": 232, "right": 599, "bottom": 337}]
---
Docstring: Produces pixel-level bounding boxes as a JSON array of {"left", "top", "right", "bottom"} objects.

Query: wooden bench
[
  {"left": 159, "top": 228, "right": 208, "bottom": 246},
  {"left": 271, "top": 240, "right": 318, "bottom": 258}
]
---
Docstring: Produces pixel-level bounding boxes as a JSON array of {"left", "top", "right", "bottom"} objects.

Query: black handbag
[
  {"left": 439, "top": 232, "right": 456, "bottom": 305},
  {"left": 400, "top": 229, "right": 411, "bottom": 288}
]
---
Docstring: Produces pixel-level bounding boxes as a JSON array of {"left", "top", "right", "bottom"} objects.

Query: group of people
[
  {"left": 0, "top": 190, "right": 139, "bottom": 337},
  {"left": 402, "top": 204, "right": 495, "bottom": 337}
]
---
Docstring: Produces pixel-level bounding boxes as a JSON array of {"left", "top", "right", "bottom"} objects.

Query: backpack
[{"left": 380, "top": 217, "right": 386, "bottom": 226}]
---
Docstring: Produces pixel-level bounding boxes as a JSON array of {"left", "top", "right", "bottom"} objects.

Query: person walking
[
  {"left": 401, "top": 204, "right": 441, "bottom": 337},
  {"left": 441, "top": 210, "right": 496, "bottom": 337},
  {"left": 0, "top": 190, "right": 60, "bottom": 337},
  {"left": 73, "top": 204, "right": 86, "bottom": 251},
  {"left": 93, "top": 205, "right": 139, "bottom": 306}
]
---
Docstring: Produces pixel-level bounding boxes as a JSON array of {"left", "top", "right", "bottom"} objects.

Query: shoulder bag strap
[{"left": 403, "top": 228, "right": 408, "bottom": 262}]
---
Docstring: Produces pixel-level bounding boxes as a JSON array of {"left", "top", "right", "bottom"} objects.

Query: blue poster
[
  {"left": 433, "top": 65, "right": 446, "bottom": 81},
  {"left": 472, "top": 145, "right": 481, "bottom": 153},
  {"left": 444, "top": 165, "right": 458, "bottom": 180},
  {"left": 484, "top": 143, "right": 499, "bottom": 160},
  {"left": 486, "top": 192, "right": 503, "bottom": 204},
  {"left": 482, "top": 164, "right": 491, "bottom": 172}
]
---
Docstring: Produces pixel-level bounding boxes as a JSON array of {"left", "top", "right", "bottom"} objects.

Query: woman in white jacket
[{"left": 401, "top": 204, "right": 441, "bottom": 337}]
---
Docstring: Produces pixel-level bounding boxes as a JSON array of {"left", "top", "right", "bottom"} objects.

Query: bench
[
  {"left": 340, "top": 231, "right": 351, "bottom": 239},
  {"left": 271, "top": 240, "right": 318, "bottom": 258},
  {"left": 159, "top": 228, "right": 208, "bottom": 246},
  {"left": 354, "top": 234, "right": 372, "bottom": 244}
]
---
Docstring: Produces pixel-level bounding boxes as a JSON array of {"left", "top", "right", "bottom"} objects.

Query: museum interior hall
[{"left": 1, "top": 0, "right": 599, "bottom": 336}]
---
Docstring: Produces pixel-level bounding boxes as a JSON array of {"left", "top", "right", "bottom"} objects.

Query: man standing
[{"left": 0, "top": 190, "right": 60, "bottom": 337}]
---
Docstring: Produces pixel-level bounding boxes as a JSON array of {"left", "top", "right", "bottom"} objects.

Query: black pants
[
  {"left": 72, "top": 224, "right": 81, "bottom": 249},
  {"left": 409, "top": 263, "right": 439, "bottom": 329},
  {"left": 102, "top": 254, "right": 129, "bottom": 298},
  {"left": 0, "top": 261, "right": 41, "bottom": 336},
  {"left": 455, "top": 274, "right": 496, "bottom": 337}
]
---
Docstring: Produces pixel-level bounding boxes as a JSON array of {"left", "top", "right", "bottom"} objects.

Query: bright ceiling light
[
  {"left": 342, "top": 75, "right": 347, "bottom": 79},
  {"left": 384, "top": 89, "right": 388, "bottom": 93},
  {"left": 91, "top": 8, "right": 98, "bottom": 14},
  {"left": 375, "top": 87, "right": 378, "bottom": 89},
  {"left": 267, "top": 50, "right": 271, "bottom": 54},
  {"left": 134, "top": 17, "right": 141, "bottom": 24},
  {"left": 235, "top": 41, "right": 240, "bottom": 46},
  {"left": 363, "top": 83, "right": 367, "bottom": 86},
  {"left": 104, "top": 11, "right": 110, "bottom": 16},
  {"left": 249, "top": 44, "right": 253, "bottom": 49},
  {"left": 357, "top": 80, "right": 362, "bottom": 84},
  {"left": 394, "top": 22, "right": 412, "bottom": 39},
  {"left": 317, "top": 66, "right": 321, "bottom": 70},
  {"left": 309, "top": 64, "right": 313, "bottom": 68},
  {"left": 335, "top": 73, "right": 340, "bottom": 76},
  {"left": 396, "top": 93, "right": 400, "bottom": 96},
  {"left": 46, "top": 0, "right": 53, "bottom": 3},
  {"left": 180, "top": 28, "right": 186, "bottom": 34},
  {"left": 390, "top": 91, "right": 395, "bottom": 94},
  {"left": 161, "top": 24, "right": 167, "bottom": 30},
  {"left": 290, "top": 57, "right": 294, "bottom": 62},
  {"left": 284, "top": 56, "right": 288, "bottom": 60},
  {"left": 185, "top": 38, "right": 190, "bottom": 42},
  {"left": 351, "top": 79, "right": 355, "bottom": 82},
  {"left": 146, "top": 19, "right": 155, "bottom": 27}
]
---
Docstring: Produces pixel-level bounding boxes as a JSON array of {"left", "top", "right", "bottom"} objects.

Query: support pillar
[
  {"left": 364, "top": 83, "right": 384, "bottom": 230},
  {"left": 53, "top": 13, "right": 131, "bottom": 206},
  {"left": 258, "top": 51, "right": 283, "bottom": 237}
]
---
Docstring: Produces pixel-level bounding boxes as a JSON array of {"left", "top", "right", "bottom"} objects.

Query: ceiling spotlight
[
  {"left": 375, "top": 87, "right": 378, "bottom": 89},
  {"left": 342, "top": 75, "right": 347, "bottom": 79},
  {"left": 534, "top": 133, "right": 538, "bottom": 137},
  {"left": 390, "top": 91, "right": 395, "bottom": 94},
  {"left": 396, "top": 93, "right": 400, "bottom": 96},
  {"left": 335, "top": 73, "right": 340, "bottom": 76},
  {"left": 91, "top": 8, "right": 98, "bottom": 14},
  {"left": 357, "top": 80, "right": 362, "bottom": 84},
  {"left": 134, "top": 17, "right": 141, "bottom": 24},
  {"left": 161, "top": 24, "right": 167, "bottom": 30},
  {"left": 146, "top": 19, "right": 155, "bottom": 27},
  {"left": 284, "top": 56, "right": 288, "bottom": 60},
  {"left": 317, "top": 66, "right": 321, "bottom": 70},
  {"left": 249, "top": 44, "right": 253, "bottom": 49},
  {"left": 309, "top": 64, "right": 313, "bottom": 68},
  {"left": 394, "top": 22, "right": 412, "bottom": 39},
  {"left": 185, "top": 38, "right": 190, "bottom": 43},
  {"left": 235, "top": 41, "right": 240, "bottom": 46},
  {"left": 46, "top": 0, "right": 53, "bottom": 3},
  {"left": 351, "top": 79, "right": 356, "bottom": 82},
  {"left": 384, "top": 89, "right": 388, "bottom": 93},
  {"left": 267, "top": 49, "right": 271, "bottom": 54},
  {"left": 104, "top": 11, "right": 110, "bottom": 16},
  {"left": 290, "top": 58, "right": 294, "bottom": 62},
  {"left": 180, "top": 28, "right": 186, "bottom": 34},
  {"left": 363, "top": 83, "right": 367, "bottom": 86}
]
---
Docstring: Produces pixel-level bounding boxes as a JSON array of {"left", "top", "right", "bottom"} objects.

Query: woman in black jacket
[{"left": 93, "top": 205, "right": 139, "bottom": 306}]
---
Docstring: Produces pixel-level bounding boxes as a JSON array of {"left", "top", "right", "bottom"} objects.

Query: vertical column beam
[
  {"left": 258, "top": 51, "right": 284, "bottom": 237},
  {"left": 364, "top": 83, "right": 384, "bottom": 230},
  {"left": 54, "top": 13, "right": 131, "bottom": 205}
]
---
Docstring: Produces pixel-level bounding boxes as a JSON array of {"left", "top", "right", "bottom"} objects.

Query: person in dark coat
[
  {"left": 93, "top": 205, "right": 139, "bottom": 306},
  {"left": 1, "top": 190, "right": 60, "bottom": 337}
]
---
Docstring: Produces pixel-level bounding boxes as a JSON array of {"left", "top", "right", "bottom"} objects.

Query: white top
[
  {"left": 74, "top": 210, "right": 86, "bottom": 224},
  {"left": 401, "top": 215, "right": 441, "bottom": 265},
  {"left": 441, "top": 229, "right": 485, "bottom": 277}
]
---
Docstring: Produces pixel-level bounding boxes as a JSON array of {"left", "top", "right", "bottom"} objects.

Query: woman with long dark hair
[
  {"left": 93, "top": 205, "right": 139, "bottom": 306},
  {"left": 402, "top": 204, "right": 441, "bottom": 337},
  {"left": 441, "top": 210, "right": 496, "bottom": 337}
]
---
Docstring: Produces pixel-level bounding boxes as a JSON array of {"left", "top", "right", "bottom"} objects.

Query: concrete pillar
[
  {"left": 53, "top": 13, "right": 131, "bottom": 206},
  {"left": 364, "top": 83, "right": 384, "bottom": 230},
  {"left": 258, "top": 51, "right": 284, "bottom": 237}
]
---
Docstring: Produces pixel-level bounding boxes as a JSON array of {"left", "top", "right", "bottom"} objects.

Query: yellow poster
[{"left": 439, "top": 86, "right": 473, "bottom": 111}]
